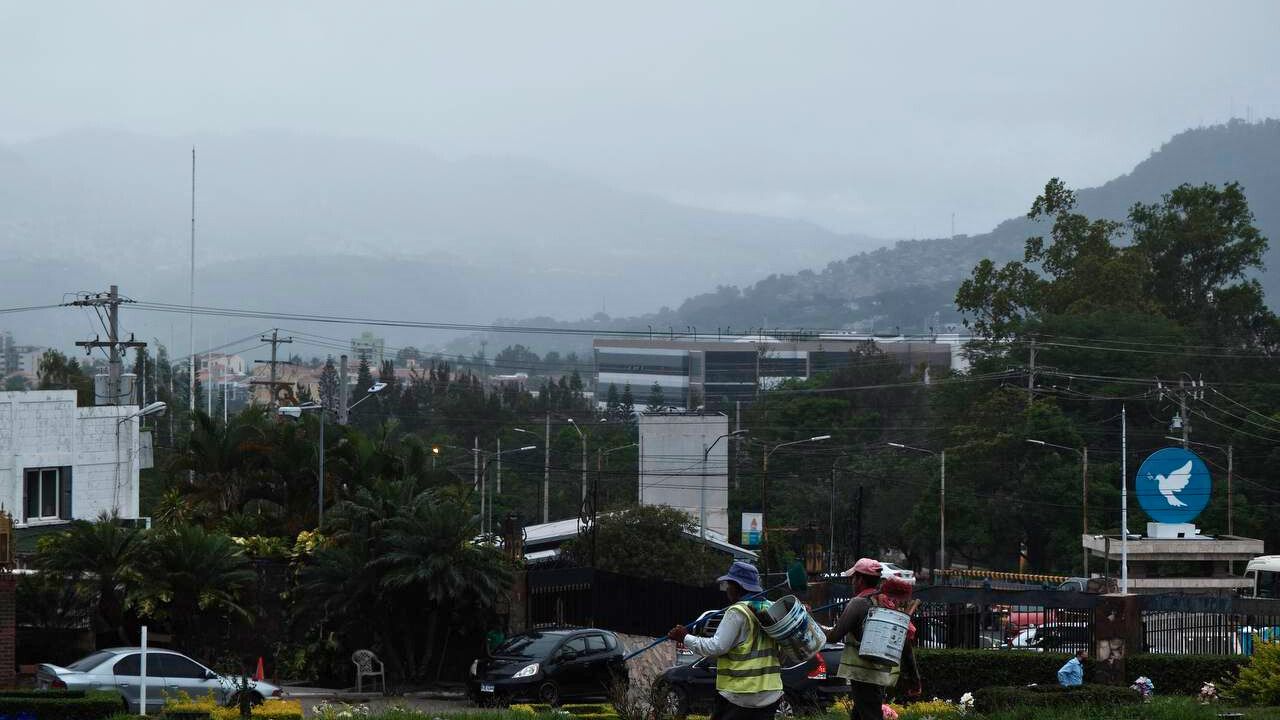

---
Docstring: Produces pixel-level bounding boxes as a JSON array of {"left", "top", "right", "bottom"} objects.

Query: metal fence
[
  {"left": 1141, "top": 594, "right": 1280, "bottom": 655},
  {"left": 909, "top": 586, "right": 1099, "bottom": 652}
]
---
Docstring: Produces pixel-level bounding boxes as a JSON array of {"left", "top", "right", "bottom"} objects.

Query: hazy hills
[
  {"left": 544, "top": 119, "right": 1280, "bottom": 341},
  {"left": 0, "top": 130, "right": 879, "bottom": 349}
]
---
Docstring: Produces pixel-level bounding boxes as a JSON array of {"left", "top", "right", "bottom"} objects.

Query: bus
[{"left": 1243, "top": 556, "right": 1280, "bottom": 598}]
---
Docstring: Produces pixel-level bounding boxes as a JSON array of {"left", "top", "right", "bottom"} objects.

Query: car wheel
[
  {"left": 774, "top": 694, "right": 796, "bottom": 720},
  {"left": 538, "top": 681, "right": 561, "bottom": 706},
  {"left": 656, "top": 682, "right": 688, "bottom": 719}
]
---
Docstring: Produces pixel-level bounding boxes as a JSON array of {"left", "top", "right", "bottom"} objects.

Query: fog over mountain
[{"left": 0, "top": 130, "right": 876, "bottom": 351}]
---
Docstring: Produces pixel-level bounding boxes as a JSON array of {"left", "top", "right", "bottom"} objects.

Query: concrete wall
[
  {"left": 0, "top": 390, "right": 140, "bottom": 526},
  {"left": 639, "top": 413, "right": 729, "bottom": 536}
]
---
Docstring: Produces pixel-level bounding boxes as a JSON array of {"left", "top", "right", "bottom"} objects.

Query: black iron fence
[
  {"left": 527, "top": 567, "right": 723, "bottom": 637},
  {"left": 1141, "top": 594, "right": 1280, "bottom": 655},
  {"left": 910, "top": 586, "right": 1098, "bottom": 652}
]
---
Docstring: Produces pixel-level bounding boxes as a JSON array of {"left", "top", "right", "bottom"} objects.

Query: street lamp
[
  {"left": 567, "top": 418, "right": 588, "bottom": 506},
  {"left": 762, "top": 434, "right": 831, "bottom": 574},
  {"left": 116, "top": 402, "right": 167, "bottom": 517},
  {"left": 479, "top": 445, "right": 537, "bottom": 536},
  {"left": 887, "top": 442, "right": 946, "bottom": 571},
  {"left": 1026, "top": 439, "right": 1089, "bottom": 575},
  {"left": 701, "top": 430, "right": 748, "bottom": 540},
  {"left": 278, "top": 382, "right": 386, "bottom": 529}
]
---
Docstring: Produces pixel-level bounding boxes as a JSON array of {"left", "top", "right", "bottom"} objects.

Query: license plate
[{"left": 481, "top": 684, "right": 495, "bottom": 693}]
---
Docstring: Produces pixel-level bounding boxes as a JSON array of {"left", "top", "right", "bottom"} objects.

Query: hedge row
[
  {"left": 911, "top": 649, "right": 1247, "bottom": 700},
  {"left": 972, "top": 685, "right": 1141, "bottom": 713},
  {"left": 0, "top": 690, "right": 122, "bottom": 719}
]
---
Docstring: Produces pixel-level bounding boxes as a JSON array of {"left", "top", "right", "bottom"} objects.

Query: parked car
[
  {"left": 468, "top": 628, "right": 627, "bottom": 706},
  {"left": 1010, "top": 623, "right": 1090, "bottom": 653},
  {"left": 36, "top": 647, "right": 283, "bottom": 714},
  {"left": 880, "top": 563, "right": 916, "bottom": 584},
  {"left": 658, "top": 642, "right": 849, "bottom": 719}
]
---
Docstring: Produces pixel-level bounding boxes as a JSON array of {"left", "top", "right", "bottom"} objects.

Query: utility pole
[
  {"left": 542, "top": 413, "right": 550, "bottom": 523},
  {"left": 69, "top": 286, "right": 146, "bottom": 405},
  {"left": 1179, "top": 377, "right": 1190, "bottom": 446},
  {"left": 1121, "top": 405, "right": 1129, "bottom": 594},
  {"left": 337, "top": 355, "right": 350, "bottom": 425},
  {"left": 1082, "top": 445, "right": 1089, "bottom": 577},
  {"left": 1027, "top": 338, "right": 1036, "bottom": 406},
  {"left": 251, "top": 329, "right": 294, "bottom": 408}
]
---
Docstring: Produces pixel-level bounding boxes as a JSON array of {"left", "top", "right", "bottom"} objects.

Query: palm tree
[
  {"left": 131, "top": 525, "right": 256, "bottom": 653},
  {"left": 169, "top": 408, "right": 271, "bottom": 519},
  {"left": 36, "top": 514, "right": 143, "bottom": 645}
]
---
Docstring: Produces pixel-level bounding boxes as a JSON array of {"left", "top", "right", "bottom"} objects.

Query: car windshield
[
  {"left": 67, "top": 651, "right": 115, "bottom": 672},
  {"left": 492, "top": 632, "right": 566, "bottom": 658}
]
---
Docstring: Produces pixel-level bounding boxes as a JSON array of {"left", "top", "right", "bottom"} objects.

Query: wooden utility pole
[
  {"left": 69, "top": 286, "right": 146, "bottom": 405},
  {"left": 251, "top": 329, "right": 294, "bottom": 407}
]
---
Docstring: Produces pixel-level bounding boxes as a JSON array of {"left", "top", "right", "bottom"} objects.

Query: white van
[{"left": 1243, "top": 556, "right": 1280, "bottom": 598}]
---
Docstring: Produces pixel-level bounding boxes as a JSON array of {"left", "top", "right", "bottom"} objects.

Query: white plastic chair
[{"left": 351, "top": 649, "right": 386, "bottom": 693}]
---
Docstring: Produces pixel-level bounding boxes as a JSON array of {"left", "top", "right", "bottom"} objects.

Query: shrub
[
  {"left": 0, "top": 690, "right": 125, "bottom": 719},
  {"left": 912, "top": 649, "right": 1247, "bottom": 699},
  {"left": 912, "top": 649, "right": 1073, "bottom": 699},
  {"left": 163, "top": 693, "right": 302, "bottom": 720},
  {"left": 973, "top": 684, "right": 1141, "bottom": 712},
  {"left": 1127, "top": 654, "right": 1245, "bottom": 696},
  {"left": 1223, "top": 639, "right": 1280, "bottom": 706}
]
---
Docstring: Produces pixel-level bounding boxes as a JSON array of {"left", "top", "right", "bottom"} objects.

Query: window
[
  {"left": 114, "top": 654, "right": 141, "bottom": 676},
  {"left": 585, "top": 635, "right": 608, "bottom": 653},
  {"left": 602, "top": 633, "right": 618, "bottom": 650},
  {"left": 1259, "top": 571, "right": 1280, "bottom": 599},
  {"left": 154, "top": 654, "right": 207, "bottom": 679},
  {"left": 559, "top": 637, "right": 589, "bottom": 657},
  {"left": 24, "top": 467, "right": 70, "bottom": 522}
]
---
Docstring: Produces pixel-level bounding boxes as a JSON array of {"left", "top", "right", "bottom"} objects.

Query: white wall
[
  {"left": 0, "top": 390, "right": 140, "bottom": 527},
  {"left": 638, "top": 413, "right": 729, "bottom": 536}
]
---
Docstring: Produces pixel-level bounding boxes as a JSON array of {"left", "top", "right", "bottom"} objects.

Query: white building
[
  {"left": 638, "top": 412, "right": 730, "bottom": 537},
  {"left": 0, "top": 390, "right": 145, "bottom": 528}
]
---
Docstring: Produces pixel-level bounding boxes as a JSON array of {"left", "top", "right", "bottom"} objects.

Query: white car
[{"left": 880, "top": 562, "right": 916, "bottom": 584}]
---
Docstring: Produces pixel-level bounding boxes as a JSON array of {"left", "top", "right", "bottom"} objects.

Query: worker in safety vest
[
  {"left": 825, "top": 558, "right": 920, "bottom": 720},
  {"left": 668, "top": 561, "right": 782, "bottom": 720}
]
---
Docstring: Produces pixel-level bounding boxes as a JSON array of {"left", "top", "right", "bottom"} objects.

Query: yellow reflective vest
[{"left": 716, "top": 602, "right": 783, "bottom": 693}]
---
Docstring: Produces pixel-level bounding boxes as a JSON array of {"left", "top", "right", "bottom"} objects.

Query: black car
[
  {"left": 468, "top": 628, "right": 628, "bottom": 706},
  {"left": 658, "top": 643, "right": 849, "bottom": 718}
]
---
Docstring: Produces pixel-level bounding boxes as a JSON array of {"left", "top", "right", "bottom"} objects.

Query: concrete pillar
[
  {"left": 0, "top": 574, "right": 14, "bottom": 686},
  {"left": 1093, "top": 594, "right": 1143, "bottom": 685}
]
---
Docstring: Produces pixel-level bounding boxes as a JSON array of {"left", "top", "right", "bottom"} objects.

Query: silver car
[{"left": 36, "top": 647, "right": 283, "bottom": 713}]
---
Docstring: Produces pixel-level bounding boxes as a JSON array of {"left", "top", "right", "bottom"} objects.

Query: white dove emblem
[{"left": 1151, "top": 460, "right": 1194, "bottom": 507}]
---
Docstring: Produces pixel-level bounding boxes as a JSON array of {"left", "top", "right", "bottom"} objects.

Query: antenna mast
[{"left": 189, "top": 147, "right": 196, "bottom": 422}]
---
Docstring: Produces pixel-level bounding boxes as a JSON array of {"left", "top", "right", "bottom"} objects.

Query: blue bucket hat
[{"left": 717, "top": 561, "right": 764, "bottom": 593}]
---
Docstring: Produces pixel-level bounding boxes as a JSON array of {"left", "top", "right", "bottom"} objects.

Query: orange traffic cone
[{"left": 255, "top": 657, "right": 265, "bottom": 682}]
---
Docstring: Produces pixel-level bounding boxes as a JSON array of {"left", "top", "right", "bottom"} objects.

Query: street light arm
[
  {"left": 704, "top": 429, "right": 749, "bottom": 459},
  {"left": 566, "top": 418, "right": 585, "bottom": 439},
  {"left": 1025, "top": 438, "right": 1083, "bottom": 456},
  {"left": 886, "top": 441, "right": 934, "bottom": 456},
  {"left": 767, "top": 434, "right": 831, "bottom": 458}
]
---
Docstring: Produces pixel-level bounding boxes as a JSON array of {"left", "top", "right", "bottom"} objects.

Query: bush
[
  {"left": 1223, "top": 639, "right": 1280, "bottom": 706},
  {"left": 913, "top": 649, "right": 1247, "bottom": 699},
  {"left": 973, "top": 684, "right": 1141, "bottom": 712},
  {"left": 163, "top": 693, "right": 302, "bottom": 720},
  {"left": 0, "top": 690, "right": 125, "bottom": 719},
  {"left": 1127, "top": 654, "right": 1245, "bottom": 696},
  {"left": 913, "top": 649, "right": 1072, "bottom": 699}
]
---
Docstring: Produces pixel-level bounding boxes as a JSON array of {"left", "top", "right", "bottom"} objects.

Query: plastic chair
[{"left": 351, "top": 649, "right": 386, "bottom": 693}]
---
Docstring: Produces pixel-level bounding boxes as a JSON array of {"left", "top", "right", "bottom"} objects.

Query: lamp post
[
  {"left": 701, "top": 430, "right": 748, "bottom": 540},
  {"left": 887, "top": 442, "right": 946, "bottom": 571},
  {"left": 567, "top": 418, "right": 588, "bottom": 506},
  {"left": 1027, "top": 439, "right": 1089, "bottom": 575},
  {"left": 117, "top": 402, "right": 167, "bottom": 518},
  {"left": 279, "top": 382, "right": 386, "bottom": 529},
  {"left": 762, "top": 434, "right": 831, "bottom": 575},
  {"left": 480, "top": 445, "right": 537, "bottom": 536}
]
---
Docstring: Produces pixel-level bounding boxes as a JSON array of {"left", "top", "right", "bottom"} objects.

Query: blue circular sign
[{"left": 1135, "top": 447, "right": 1211, "bottom": 524}]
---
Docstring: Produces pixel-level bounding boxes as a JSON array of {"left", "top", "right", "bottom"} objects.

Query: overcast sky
[{"left": 3, "top": 1, "right": 1279, "bottom": 239}]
